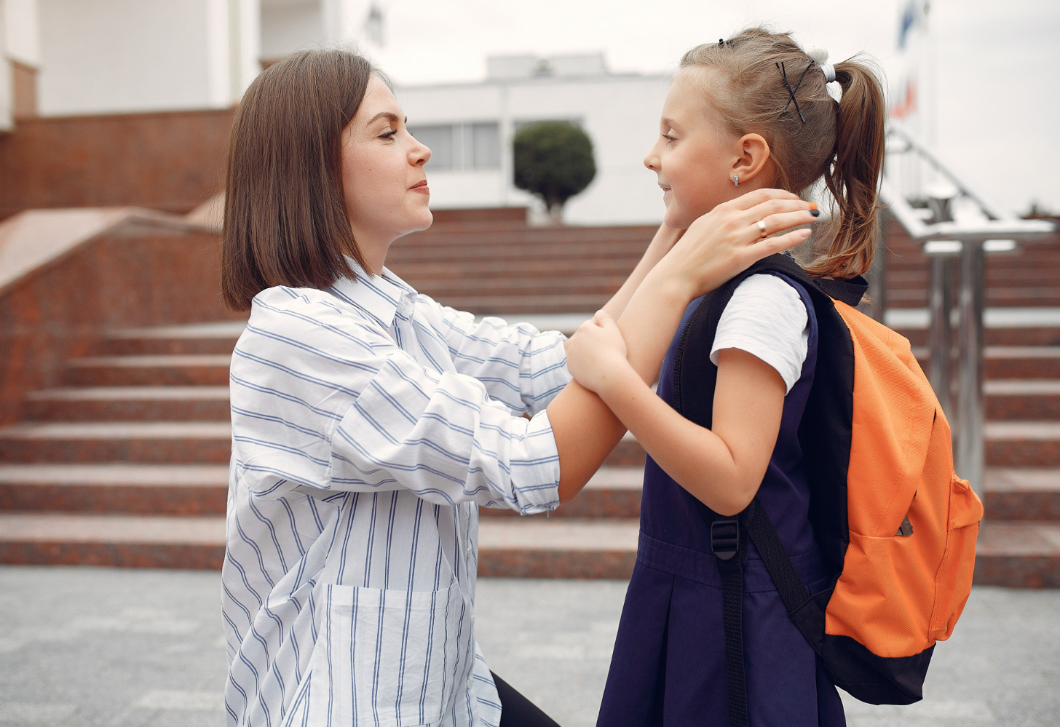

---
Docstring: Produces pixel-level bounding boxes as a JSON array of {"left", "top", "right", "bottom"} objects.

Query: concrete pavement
[{"left": 0, "top": 567, "right": 1057, "bottom": 726}]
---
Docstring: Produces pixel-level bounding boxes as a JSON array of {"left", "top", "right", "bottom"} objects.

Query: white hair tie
[{"left": 808, "top": 47, "right": 836, "bottom": 83}]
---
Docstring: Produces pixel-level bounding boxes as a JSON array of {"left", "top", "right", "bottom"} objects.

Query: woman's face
[
  {"left": 643, "top": 69, "right": 742, "bottom": 229},
  {"left": 342, "top": 75, "right": 433, "bottom": 262}
]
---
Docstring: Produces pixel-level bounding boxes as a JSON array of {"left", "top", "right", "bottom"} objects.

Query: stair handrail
[
  {"left": 880, "top": 121, "right": 1056, "bottom": 501},
  {"left": 881, "top": 123, "right": 1055, "bottom": 240}
]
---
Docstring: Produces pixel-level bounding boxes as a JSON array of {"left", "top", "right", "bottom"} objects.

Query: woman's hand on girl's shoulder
[
  {"left": 566, "top": 311, "right": 631, "bottom": 396},
  {"left": 655, "top": 189, "right": 819, "bottom": 300}
]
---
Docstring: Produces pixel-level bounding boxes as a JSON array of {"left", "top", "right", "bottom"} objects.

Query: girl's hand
[
  {"left": 654, "top": 189, "right": 818, "bottom": 301},
  {"left": 566, "top": 311, "right": 630, "bottom": 396}
]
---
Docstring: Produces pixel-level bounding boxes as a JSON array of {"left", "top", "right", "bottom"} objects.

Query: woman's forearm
[{"left": 550, "top": 269, "right": 690, "bottom": 503}]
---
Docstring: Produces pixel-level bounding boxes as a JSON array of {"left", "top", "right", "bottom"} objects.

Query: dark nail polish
[{"left": 810, "top": 209, "right": 820, "bottom": 217}]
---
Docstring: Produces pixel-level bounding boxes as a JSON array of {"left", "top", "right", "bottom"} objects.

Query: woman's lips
[{"left": 411, "top": 180, "right": 429, "bottom": 194}]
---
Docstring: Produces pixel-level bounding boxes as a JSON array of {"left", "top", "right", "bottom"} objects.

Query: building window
[{"left": 408, "top": 122, "right": 500, "bottom": 171}]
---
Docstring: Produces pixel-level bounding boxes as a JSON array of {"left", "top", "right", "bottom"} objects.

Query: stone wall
[
  {"left": 0, "top": 213, "right": 243, "bottom": 426},
  {"left": 0, "top": 109, "right": 234, "bottom": 220}
]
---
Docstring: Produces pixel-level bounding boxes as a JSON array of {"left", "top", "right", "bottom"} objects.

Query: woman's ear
[{"left": 731, "top": 133, "right": 775, "bottom": 187}]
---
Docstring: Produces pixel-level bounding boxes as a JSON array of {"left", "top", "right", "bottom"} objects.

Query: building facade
[{"left": 2, "top": 0, "right": 671, "bottom": 224}]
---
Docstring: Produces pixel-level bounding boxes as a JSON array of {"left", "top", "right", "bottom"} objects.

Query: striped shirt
[{"left": 222, "top": 265, "right": 571, "bottom": 727}]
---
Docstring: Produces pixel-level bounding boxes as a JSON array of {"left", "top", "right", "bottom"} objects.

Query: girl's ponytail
[
  {"left": 681, "top": 30, "right": 886, "bottom": 279},
  {"left": 808, "top": 59, "right": 886, "bottom": 279}
]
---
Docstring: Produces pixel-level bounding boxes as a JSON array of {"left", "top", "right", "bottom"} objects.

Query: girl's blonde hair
[{"left": 681, "top": 28, "right": 886, "bottom": 279}]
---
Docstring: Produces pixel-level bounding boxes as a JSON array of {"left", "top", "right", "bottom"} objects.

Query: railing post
[
  {"left": 956, "top": 240, "right": 986, "bottom": 499},
  {"left": 928, "top": 254, "right": 955, "bottom": 417},
  {"left": 924, "top": 240, "right": 962, "bottom": 421}
]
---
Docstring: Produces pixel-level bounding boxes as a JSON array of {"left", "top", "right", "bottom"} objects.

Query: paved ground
[{"left": 0, "top": 567, "right": 1057, "bottom": 726}]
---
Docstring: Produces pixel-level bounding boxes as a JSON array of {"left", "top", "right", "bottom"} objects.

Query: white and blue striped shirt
[{"left": 222, "top": 266, "right": 571, "bottom": 727}]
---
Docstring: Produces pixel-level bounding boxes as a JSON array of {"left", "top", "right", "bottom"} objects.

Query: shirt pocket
[{"left": 308, "top": 582, "right": 469, "bottom": 726}]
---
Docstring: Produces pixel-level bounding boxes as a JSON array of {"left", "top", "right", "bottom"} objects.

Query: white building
[
  {"left": 2, "top": 0, "right": 671, "bottom": 224},
  {"left": 398, "top": 57, "right": 669, "bottom": 225}
]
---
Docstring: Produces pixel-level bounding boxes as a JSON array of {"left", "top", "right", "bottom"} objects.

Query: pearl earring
[{"left": 732, "top": 175, "right": 740, "bottom": 187}]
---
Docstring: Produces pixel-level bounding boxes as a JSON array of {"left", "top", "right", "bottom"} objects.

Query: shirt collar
[{"left": 329, "top": 259, "right": 418, "bottom": 329}]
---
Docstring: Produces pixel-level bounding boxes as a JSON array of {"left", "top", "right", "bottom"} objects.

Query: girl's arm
[
  {"left": 567, "top": 311, "right": 784, "bottom": 516},
  {"left": 599, "top": 223, "right": 684, "bottom": 321},
  {"left": 548, "top": 189, "right": 816, "bottom": 502}
]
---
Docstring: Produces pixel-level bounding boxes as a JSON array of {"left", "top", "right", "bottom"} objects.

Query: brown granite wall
[
  {"left": 0, "top": 109, "right": 234, "bottom": 220},
  {"left": 0, "top": 218, "right": 243, "bottom": 426}
]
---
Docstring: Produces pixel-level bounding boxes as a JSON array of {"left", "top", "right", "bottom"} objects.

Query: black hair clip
[
  {"left": 777, "top": 60, "right": 814, "bottom": 124},
  {"left": 719, "top": 38, "right": 726, "bottom": 47}
]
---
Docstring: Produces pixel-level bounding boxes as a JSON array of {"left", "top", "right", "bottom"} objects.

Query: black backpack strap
[
  {"left": 744, "top": 498, "right": 829, "bottom": 655},
  {"left": 710, "top": 514, "right": 750, "bottom": 727}
]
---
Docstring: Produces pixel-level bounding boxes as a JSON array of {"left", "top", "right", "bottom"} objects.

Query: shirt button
[{"left": 467, "top": 678, "right": 474, "bottom": 690}]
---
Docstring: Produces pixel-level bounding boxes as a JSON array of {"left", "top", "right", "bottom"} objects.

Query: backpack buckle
[{"left": 711, "top": 519, "right": 740, "bottom": 561}]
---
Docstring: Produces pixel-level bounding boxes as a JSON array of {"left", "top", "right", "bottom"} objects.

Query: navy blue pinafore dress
[{"left": 596, "top": 275, "right": 847, "bottom": 727}]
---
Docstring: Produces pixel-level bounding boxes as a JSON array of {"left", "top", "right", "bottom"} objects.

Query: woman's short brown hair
[{"left": 221, "top": 50, "right": 375, "bottom": 311}]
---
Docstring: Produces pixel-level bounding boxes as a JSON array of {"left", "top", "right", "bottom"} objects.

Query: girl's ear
[{"left": 731, "top": 133, "right": 775, "bottom": 187}]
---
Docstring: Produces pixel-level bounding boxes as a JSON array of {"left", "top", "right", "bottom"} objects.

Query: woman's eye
[{"left": 380, "top": 129, "right": 397, "bottom": 140}]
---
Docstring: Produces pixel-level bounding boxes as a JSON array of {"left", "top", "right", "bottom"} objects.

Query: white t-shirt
[{"left": 709, "top": 273, "right": 810, "bottom": 394}]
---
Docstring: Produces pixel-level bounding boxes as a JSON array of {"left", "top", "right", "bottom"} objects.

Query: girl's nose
[{"left": 644, "top": 148, "right": 659, "bottom": 172}]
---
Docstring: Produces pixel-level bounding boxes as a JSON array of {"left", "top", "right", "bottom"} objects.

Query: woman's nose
[{"left": 412, "top": 140, "right": 431, "bottom": 166}]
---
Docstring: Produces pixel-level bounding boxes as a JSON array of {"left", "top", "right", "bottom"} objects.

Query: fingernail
[
  {"left": 808, "top": 202, "right": 818, "bottom": 210},
  {"left": 810, "top": 209, "right": 820, "bottom": 217}
]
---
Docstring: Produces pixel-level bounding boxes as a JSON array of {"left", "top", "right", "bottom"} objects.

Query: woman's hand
[
  {"left": 653, "top": 189, "right": 817, "bottom": 302},
  {"left": 566, "top": 311, "right": 631, "bottom": 396}
]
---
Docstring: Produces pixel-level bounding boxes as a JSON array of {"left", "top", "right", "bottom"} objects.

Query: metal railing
[{"left": 878, "top": 123, "right": 1056, "bottom": 500}]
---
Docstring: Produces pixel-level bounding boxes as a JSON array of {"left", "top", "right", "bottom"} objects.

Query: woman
[{"left": 219, "top": 50, "right": 817, "bottom": 727}]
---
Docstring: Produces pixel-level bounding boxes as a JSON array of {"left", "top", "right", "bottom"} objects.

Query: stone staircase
[{"left": 0, "top": 216, "right": 1058, "bottom": 587}]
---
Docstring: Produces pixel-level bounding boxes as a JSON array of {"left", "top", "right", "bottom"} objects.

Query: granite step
[
  {"left": 908, "top": 348, "right": 1060, "bottom": 381},
  {"left": 0, "top": 463, "right": 644, "bottom": 518},
  {"left": 986, "top": 347, "right": 1060, "bottom": 380},
  {"left": 0, "top": 512, "right": 226, "bottom": 569},
  {"left": 98, "top": 321, "right": 246, "bottom": 356},
  {"left": 24, "top": 387, "right": 230, "bottom": 422},
  {"left": 481, "top": 466, "right": 643, "bottom": 519},
  {"left": 477, "top": 518, "right": 639, "bottom": 579},
  {"left": 984, "top": 468, "right": 1060, "bottom": 521},
  {"left": 0, "top": 511, "right": 642, "bottom": 578},
  {"left": 985, "top": 380, "right": 1060, "bottom": 420},
  {"left": 1, "top": 463, "right": 1053, "bottom": 523},
  {"left": 603, "top": 433, "right": 648, "bottom": 469},
  {"left": 973, "top": 520, "right": 1060, "bottom": 588},
  {"left": 1, "top": 511, "right": 1054, "bottom": 586},
  {"left": 0, "top": 464, "right": 228, "bottom": 515},
  {"left": 985, "top": 421, "right": 1060, "bottom": 467},
  {"left": 0, "top": 421, "right": 231, "bottom": 464},
  {"left": 65, "top": 355, "right": 231, "bottom": 387},
  {"left": 895, "top": 327, "right": 1060, "bottom": 348}
]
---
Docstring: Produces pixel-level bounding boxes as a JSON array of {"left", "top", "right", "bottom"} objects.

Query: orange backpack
[{"left": 676, "top": 254, "right": 983, "bottom": 713}]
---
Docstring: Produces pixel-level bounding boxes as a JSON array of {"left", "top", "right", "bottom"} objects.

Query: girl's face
[
  {"left": 341, "top": 75, "right": 433, "bottom": 261},
  {"left": 644, "top": 69, "right": 744, "bottom": 229}
]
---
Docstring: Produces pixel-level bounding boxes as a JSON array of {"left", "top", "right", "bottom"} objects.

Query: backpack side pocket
[{"left": 928, "top": 473, "right": 983, "bottom": 641}]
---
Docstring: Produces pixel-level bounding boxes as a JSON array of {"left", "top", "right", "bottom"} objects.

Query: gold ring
[{"left": 757, "top": 220, "right": 768, "bottom": 237}]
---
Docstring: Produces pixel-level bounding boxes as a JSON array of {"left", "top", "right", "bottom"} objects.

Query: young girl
[
  {"left": 566, "top": 29, "right": 886, "bottom": 727},
  {"left": 218, "top": 49, "right": 817, "bottom": 727}
]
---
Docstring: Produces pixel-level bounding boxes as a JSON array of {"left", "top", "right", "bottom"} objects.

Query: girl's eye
[{"left": 663, "top": 133, "right": 677, "bottom": 144}]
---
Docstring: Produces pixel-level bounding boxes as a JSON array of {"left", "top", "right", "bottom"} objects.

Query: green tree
[{"left": 513, "top": 121, "right": 596, "bottom": 224}]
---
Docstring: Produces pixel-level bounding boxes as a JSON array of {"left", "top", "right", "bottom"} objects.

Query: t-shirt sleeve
[{"left": 709, "top": 274, "right": 810, "bottom": 394}]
